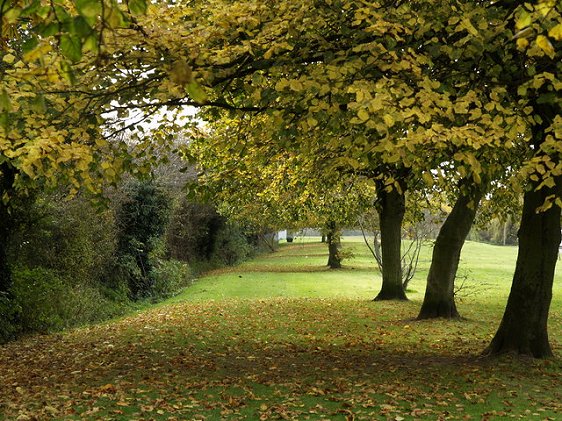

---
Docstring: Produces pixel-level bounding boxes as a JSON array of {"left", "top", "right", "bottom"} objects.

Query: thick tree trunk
[
  {"left": 483, "top": 179, "right": 560, "bottom": 358},
  {"left": 417, "top": 183, "right": 484, "bottom": 319},
  {"left": 374, "top": 182, "right": 407, "bottom": 301},
  {"left": 326, "top": 221, "right": 342, "bottom": 269}
]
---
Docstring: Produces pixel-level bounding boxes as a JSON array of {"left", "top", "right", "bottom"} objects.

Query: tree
[
  {"left": 187, "top": 113, "right": 373, "bottom": 270},
  {"left": 6, "top": 0, "right": 561, "bottom": 356},
  {"left": 481, "top": 1, "right": 562, "bottom": 357}
]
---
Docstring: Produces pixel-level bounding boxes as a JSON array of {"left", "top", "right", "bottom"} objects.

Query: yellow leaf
[
  {"left": 516, "top": 38, "right": 529, "bottom": 49},
  {"left": 536, "top": 35, "right": 555, "bottom": 57},
  {"left": 536, "top": 0, "right": 555, "bottom": 17},
  {"left": 357, "top": 109, "right": 369, "bottom": 122},
  {"left": 461, "top": 17, "right": 478, "bottom": 36},
  {"left": 422, "top": 172, "right": 433, "bottom": 187},
  {"left": 289, "top": 80, "right": 302, "bottom": 91},
  {"left": 383, "top": 114, "right": 395, "bottom": 127},
  {"left": 169, "top": 61, "right": 192, "bottom": 86},
  {"left": 2, "top": 53, "right": 15, "bottom": 64},
  {"left": 548, "top": 23, "right": 562, "bottom": 41},
  {"left": 515, "top": 10, "right": 532, "bottom": 30}
]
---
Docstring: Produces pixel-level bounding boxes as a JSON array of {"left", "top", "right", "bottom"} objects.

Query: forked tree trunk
[
  {"left": 326, "top": 221, "right": 342, "bottom": 269},
  {"left": 374, "top": 182, "right": 408, "bottom": 301},
  {"left": 417, "top": 182, "right": 484, "bottom": 319},
  {"left": 483, "top": 178, "right": 561, "bottom": 358}
]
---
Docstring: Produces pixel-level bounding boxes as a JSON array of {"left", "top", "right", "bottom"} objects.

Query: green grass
[{"left": 1, "top": 238, "right": 561, "bottom": 420}]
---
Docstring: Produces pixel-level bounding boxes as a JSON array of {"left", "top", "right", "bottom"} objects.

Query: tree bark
[
  {"left": 483, "top": 178, "right": 561, "bottom": 358},
  {"left": 374, "top": 181, "right": 408, "bottom": 301},
  {"left": 326, "top": 221, "right": 342, "bottom": 269},
  {"left": 0, "top": 164, "right": 15, "bottom": 293},
  {"left": 417, "top": 182, "right": 484, "bottom": 319}
]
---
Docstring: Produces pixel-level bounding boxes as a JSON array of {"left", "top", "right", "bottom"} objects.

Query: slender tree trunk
[
  {"left": 0, "top": 225, "right": 11, "bottom": 293},
  {"left": 374, "top": 182, "right": 407, "bottom": 301},
  {"left": 483, "top": 178, "right": 561, "bottom": 358},
  {"left": 417, "top": 182, "right": 484, "bottom": 319},
  {"left": 0, "top": 165, "right": 15, "bottom": 293},
  {"left": 326, "top": 221, "right": 342, "bottom": 269}
]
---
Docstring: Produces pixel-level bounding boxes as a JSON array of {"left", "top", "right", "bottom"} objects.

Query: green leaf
[
  {"left": 71, "top": 16, "right": 93, "bottom": 38},
  {"left": 20, "top": 0, "right": 41, "bottom": 17},
  {"left": 83, "top": 34, "right": 99, "bottom": 54},
  {"left": 106, "top": 4, "right": 130, "bottom": 29},
  {"left": 0, "top": 89, "right": 11, "bottom": 113},
  {"left": 36, "top": 22, "right": 59, "bottom": 37},
  {"left": 186, "top": 82, "right": 207, "bottom": 103},
  {"left": 60, "top": 34, "right": 82, "bottom": 63},
  {"left": 59, "top": 60, "right": 77, "bottom": 84},
  {"left": 53, "top": 5, "right": 71, "bottom": 23},
  {"left": 21, "top": 36, "right": 39, "bottom": 54},
  {"left": 537, "top": 92, "right": 557, "bottom": 104},
  {"left": 75, "top": 0, "right": 102, "bottom": 19},
  {"left": 128, "top": 0, "right": 148, "bottom": 16},
  {"left": 31, "top": 94, "right": 46, "bottom": 113}
]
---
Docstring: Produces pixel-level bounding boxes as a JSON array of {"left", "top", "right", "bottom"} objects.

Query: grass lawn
[{"left": 1, "top": 238, "right": 561, "bottom": 420}]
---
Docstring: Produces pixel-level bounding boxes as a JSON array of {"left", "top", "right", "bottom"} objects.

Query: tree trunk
[
  {"left": 326, "top": 221, "right": 342, "bottom": 269},
  {"left": 483, "top": 179, "right": 560, "bottom": 358},
  {"left": 417, "top": 182, "right": 484, "bottom": 319},
  {"left": 0, "top": 165, "right": 15, "bottom": 293},
  {"left": 374, "top": 182, "right": 407, "bottom": 301}
]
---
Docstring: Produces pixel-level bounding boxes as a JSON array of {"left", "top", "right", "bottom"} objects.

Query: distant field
[{"left": 171, "top": 237, "right": 562, "bottom": 314}]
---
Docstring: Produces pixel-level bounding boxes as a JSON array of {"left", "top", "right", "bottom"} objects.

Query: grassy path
[{"left": 1, "top": 239, "right": 561, "bottom": 420}]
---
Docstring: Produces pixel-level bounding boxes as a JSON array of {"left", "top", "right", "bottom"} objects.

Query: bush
[
  {"left": 10, "top": 267, "right": 129, "bottom": 335},
  {"left": 212, "top": 223, "right": 254, "bottom": 265},
  {"left": 151, "top": 259, "right": 192, "bottom": 299},
  {"left": 11, "top": 267, "right": 68, "bottom": 333},
  {"left": 0, "top": 292, "right": 21, "bottom": 343},
  {"left": 115, "top": 181, "right": 171, "bottom": 299},
  {"left": 166, "top": 199, "right": 257, "bottom": 269},
  {"left": 10, "top": 195, "right": 118, "bottom": 287}
]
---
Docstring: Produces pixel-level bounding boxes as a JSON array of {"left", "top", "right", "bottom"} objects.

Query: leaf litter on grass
[{"left": 1, "top": 298, "right": 561, "bottom": 420}]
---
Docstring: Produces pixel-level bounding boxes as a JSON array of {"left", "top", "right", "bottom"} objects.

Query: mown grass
[{"left": 1, "top": 238, "right": 561, "bottom": 420}]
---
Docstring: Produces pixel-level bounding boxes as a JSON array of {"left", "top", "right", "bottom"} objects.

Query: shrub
[
  {"left": 212, "top": 223, "right": 254, "bottom": 266},
  {"left": 10, "top": 267, "right": 129, "bottom": 335},
  {"left": 10, "top": 195, "right": 118, "bottom": 287},
  {"left": 151, "top": 259, "right": 192, "bottom": 299},
  {"left": 115, "top": 181, "right": 171, "bottom": 299},
  {"left": 166, "top": 199, "right": 257, "bottom": 269},
  {"left": 11, "top": 267, "right": 68, "bottom": 333},
  {"left": 0, "top": 292, "right": 21, "bottom": 343}
]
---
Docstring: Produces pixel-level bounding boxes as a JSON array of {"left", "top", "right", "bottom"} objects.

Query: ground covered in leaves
[{"left": 1, "top": 241, "right": 561, "bottom": 420}]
